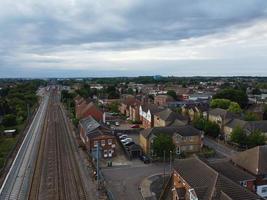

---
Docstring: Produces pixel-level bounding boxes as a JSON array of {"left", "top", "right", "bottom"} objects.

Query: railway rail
[{"left": 29, "top": 90, "right": 88, "bottom": 200}]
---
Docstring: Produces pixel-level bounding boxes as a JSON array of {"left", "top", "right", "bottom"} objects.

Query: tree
[
  {"left": 244, "top": 112, "right": 258, "bottom": 121},
  {"left": 210, "top": 99, "right": 231, "bottom": 109},
  {"left": 204, "top": 121, "right": 220, "bottom": 138},
  {"left": 127, "top": 88, "right": 134, "bottom": 95},
  {"left": 167, "top": 90, "right": 177, "bottom": 100},
  {"left": 252, "top": 88, "right": 261, "bottom": 95},
  {"left": 192, "top": 117, "right": 205, "bottom": 130},
  {"left": 213, "top": 88, "right": 248, "bottom": 108},
  {"left": 108, "top": 101, "right": 119, "bottom": 113},
  {"left": 247, "top": 130, "right": 266, "bottom": 148},
  {"left": 227, "top": 102, "right": 242, "bottom": 114},
  {"left": 2, "top": 114, "right": 17, "bottom": 127},
  {"left": 151, "top": 134, "right": 175, "bottom": 158},
  {"left": 230, "top": 126, "right": 247, "bottom": 146}
]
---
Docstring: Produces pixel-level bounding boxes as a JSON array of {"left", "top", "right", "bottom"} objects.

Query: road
[
  {"left": 204, "top": 137, "right": 237, "bottom": 158},
  {"left": 0, "top": 92, "right": 49, "bottom": 200}
]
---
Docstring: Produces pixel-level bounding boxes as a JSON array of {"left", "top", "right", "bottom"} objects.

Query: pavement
[
  {"left": 102, "top": 162, "right": 170, "bottom": 200},
  {"left": 204, "top": 137, "right": 237, "bottom": 158},
  {"left": 140, "top": 173, "right": 169, "bottom": 200}
]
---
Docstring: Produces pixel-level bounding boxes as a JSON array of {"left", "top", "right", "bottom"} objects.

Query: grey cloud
[{"left": 1, "top": 0, "right": 267, "bottom": 77}]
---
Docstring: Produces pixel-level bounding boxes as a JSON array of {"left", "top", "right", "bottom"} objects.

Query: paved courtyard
[{"left": 102, "top": 162, "right": 170, "bottom": 200}]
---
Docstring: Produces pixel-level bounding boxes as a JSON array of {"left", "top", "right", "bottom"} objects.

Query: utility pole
[
  {"left": 163, "top": 150, "right": 166, "bottom": 187},
  {"left": 170, "top": 150, "right": 172, "bottom": 173},
  {"left": 97, "top": 143, "right": 99, "bottom": 190}
]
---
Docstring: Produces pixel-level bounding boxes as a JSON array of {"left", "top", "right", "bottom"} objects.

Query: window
[
  {"left": 101, "top": 140, "right": 105, "bottom": 146},
  {"left": 108, "top": 139, "right": 112, "bottom": 145},
  {"left": 262, "top": 187, "right": 267, "bottom": 193},
  {"left": 94, "top": 140, "right": 98, "bottom": 147}
]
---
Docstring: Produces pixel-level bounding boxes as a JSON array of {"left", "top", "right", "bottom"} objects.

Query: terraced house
[{"left": 139, "top": 104, "right": 164, "bottom": 129}]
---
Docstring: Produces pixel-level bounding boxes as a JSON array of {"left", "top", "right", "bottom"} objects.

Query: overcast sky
[{"left": 1, "top": 0, "right": 267, "bottom": 77}]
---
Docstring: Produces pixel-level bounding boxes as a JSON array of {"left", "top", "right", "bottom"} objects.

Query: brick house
[
  {"left": 119, "top": 97, "right": 141, "bottom": 118},
  {"left": 139, "top": 125, "right": 203, "bottom": 156},
  {"left": 139, "top": 104, "right": 164, "bottom": 129},
  {"left": 79, "top": 116, "right": 116, "bottom": 158},
  {"left": 161, "top": 157, "right": 263, "bottom": 200},
  {"left": 153, "top": 108, "right": 188, "bottom": 127},
  {"left": 129, "top": 103, "right": 141, "bottom": 122},
  {"left": 154, "top": 95, "right": 174, "bottom": 106},
  {"left": 231, "top": 145, "right": 267, "bottom": 198}
]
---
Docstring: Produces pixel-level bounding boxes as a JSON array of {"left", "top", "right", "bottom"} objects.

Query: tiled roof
[
  {"left": 175, "top": 125, "right": 202, "bottom": 137},
  {"left": 141, "top": 104, "right": 164, "bottom": 114},
  {"left": 225, "top": 119, "right": 247, "bottom": 129},
  {"left": 80, "top": 116, "right": 100, "bottom": 134},
  {"left": 231, "top": 145, "right": 267, "bottom": 176},
  {"left": 209, "top": 108, "right": 235, "bottom": 120},
  {"left": 140, "top": 125, "right": 200, "bottom": 139},
  {"left": 245, "top": 121, "right": 267, "bottom": 133},
  {"left": 173, "top": 157, "right": 263, "bottom": 200},
  {"left": 209, "top": 160, "right": 255, "bottom": 183},
  {"left": 79, "top": 116, "right": 111, "bottom": 138},
  {"left": 155, "top": 108, "right": 188, "bottom": 124}
]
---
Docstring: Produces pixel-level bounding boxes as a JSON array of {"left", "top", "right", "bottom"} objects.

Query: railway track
[{"left": 29, "top": 90, "right": 88, "bottom": 200}]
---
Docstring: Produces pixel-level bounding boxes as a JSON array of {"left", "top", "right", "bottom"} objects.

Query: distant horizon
[{"left": 1, "top": 74, "right": 267, "bottom": 79}]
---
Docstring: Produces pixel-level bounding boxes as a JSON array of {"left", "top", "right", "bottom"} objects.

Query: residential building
[
  {"left": 119, "top": 97, "right": 140, "bottom": 117},
  {"left": 139, "top": 104, "right": 164, "bottom": 129},
  {"left": 208, "top": 108, "right": 235, "bottom": 130},
  {"left": 161, "top": 157, "right": 263, "bottom": 200},
  {"left": 139, "top": 125, "right": 203, "bottom": 156},
  {"left": 154, "top": 108, "right": 188, "bottom": 127},
  {"left": 129, "top": 103, "right": 141, "bottom": 122},
  {"left": 231, "top": 145, "right": 267, "bottom": 198},
  {"left": 182, "top": 103, "right": 209, "bottom": 121},
  {"left": 79, "top": 116, "right": 116, "bottom": 158},
  {"left": 154, "top": 95, "right": 174, "bottom": 106},
  {"left": 247, "top": 104, "right": 266, "bottom": 120},
  {"left": 224, "top": 119, "right": 267, "bottom": 141}
]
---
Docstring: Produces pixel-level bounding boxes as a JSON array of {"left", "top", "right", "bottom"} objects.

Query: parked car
[
  {"left": 121, "top": 138, "right": 133, "bottom": 144},
  {"left": 115, "top": 121, "right": 120, "bottom": 126},
  {"left": 140, "top": 155, "right": 150, "bottom": 164},
  {"left": 124, "top": 141, "right": 135, "bottom": 146},
  {"left": 131, "top": 124, "right": 140, "bottom": 128},
  {"left": 119, "top": 134, "right": 128, "bottom": 139}
]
